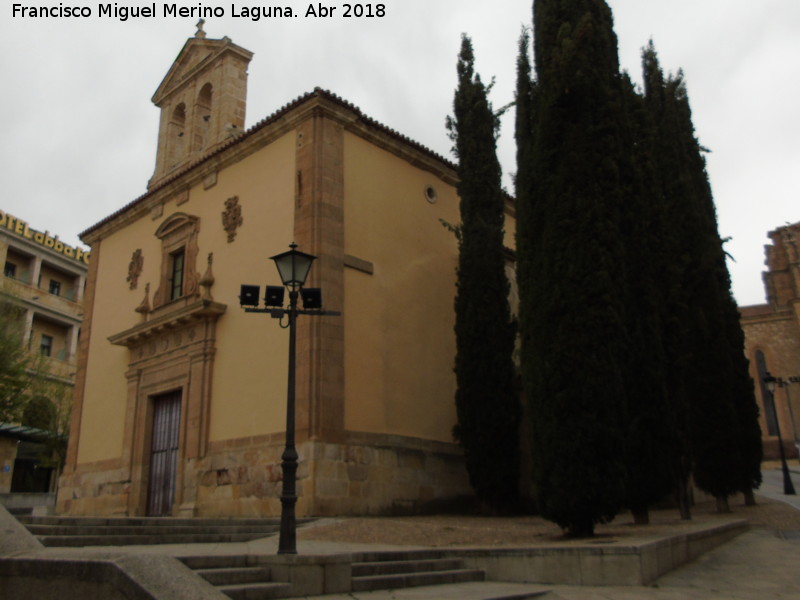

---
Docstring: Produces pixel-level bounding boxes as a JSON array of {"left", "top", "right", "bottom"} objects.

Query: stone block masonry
[{"left": 58, "top": 433, "right": 470, "bottom": 518}]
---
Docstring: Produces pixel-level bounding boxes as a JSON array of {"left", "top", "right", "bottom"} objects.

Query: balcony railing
[{"left": 3, "top": 274, "right": 81, "bottom": 311}]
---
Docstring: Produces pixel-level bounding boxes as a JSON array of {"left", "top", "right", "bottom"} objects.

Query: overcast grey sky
[{"left": 1, "top": 1, "right": 798, "bottom": 306}]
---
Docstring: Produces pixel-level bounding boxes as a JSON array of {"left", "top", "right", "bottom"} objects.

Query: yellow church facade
[{"left": 58, "top": 31, "right": 515, "bottom": 517}]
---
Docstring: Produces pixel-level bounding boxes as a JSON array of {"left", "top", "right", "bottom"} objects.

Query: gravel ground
[{"left": 297, "top": 496, "right": 800, "bottom": 548}]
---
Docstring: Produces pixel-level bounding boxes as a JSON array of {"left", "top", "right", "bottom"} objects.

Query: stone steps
[
  {"left": 36, "top": 532, "right": 274, "bottom": 547},
  {"left": 25, "top": 523, "right": 279, "bottom": 536},
  {"left": 16, "top": 515, "right": 286, "bottom": 526},
  {"left": 16, "top": 515, "right": 309, "bottom": 547},
  {"left": 195, "top": 565, "right": 271, "bottom": 586},
  {"left": 352, "top": 557, "right": 466, "bottom": 577},
  {"left": 351, "top": 550, "right": 485, "bottom": 592},
  {"left": 180, "top": 555, "right": 292, "bottom": 600},
  {"left": 181, "top": 551, "right": 486, "bottom": 598},
  {"left": 216, "top": 581, "right": 293, "bottom": 600}
]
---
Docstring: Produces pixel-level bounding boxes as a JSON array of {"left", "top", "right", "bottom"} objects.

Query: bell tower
[{"left": 149, "top": 21, "right": 253, "bottom": 188}]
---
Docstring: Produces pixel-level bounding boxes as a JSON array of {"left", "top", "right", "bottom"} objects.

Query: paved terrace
[{"left": 1, "top": 466, "right": 799, "bottom": 599}]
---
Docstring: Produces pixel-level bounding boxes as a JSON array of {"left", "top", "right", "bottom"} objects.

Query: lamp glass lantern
[
  {"left": 764, "top": 372, "right": 778, "bottom": 394},
  {"left": 270, "top": 243, "right": 316, "bottom": 289}
]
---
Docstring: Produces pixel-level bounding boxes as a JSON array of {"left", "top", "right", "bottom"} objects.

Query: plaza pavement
[
  {"left": 297, "top": 466, "right": 800, "bottom": 600},
  {"left": 13, "top": 466, "right": 800, "bottom": 599}
]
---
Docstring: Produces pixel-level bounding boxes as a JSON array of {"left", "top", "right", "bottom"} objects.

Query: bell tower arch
[{"left": 149, "top": 23, "right": 253, "bottom": 188}]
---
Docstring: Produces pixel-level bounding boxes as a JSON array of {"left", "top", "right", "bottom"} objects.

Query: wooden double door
[{"left": 147, "top": 391, "right": 182, "bottom": 516}]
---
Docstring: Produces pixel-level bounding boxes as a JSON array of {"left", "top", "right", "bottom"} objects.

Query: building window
[
  {"left": 4, "top": 262, "right": 16, "bottom": 278},
  {"left": 152, "top": 212, "right": 200, "bottom": 309},
  {"left": 169, "top": 249, "right": 185, "bottom": 300},
  {"left": 40, "top": 334, "right": 53, "bottom": 357},
  {"left": 49, "top": 279, "right": 61, "bottom": 296}
]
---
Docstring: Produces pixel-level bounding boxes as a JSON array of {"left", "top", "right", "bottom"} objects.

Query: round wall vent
[{"left": 424, "top": 185, "right": 438, "bottom": 204}]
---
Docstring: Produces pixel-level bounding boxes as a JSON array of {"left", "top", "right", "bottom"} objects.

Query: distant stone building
[
  {"left": 740, "top": 221, "right": 800, "bottom": 459},
  {"left": 0, "top": 210, "right": 88, "bottom": 496},
  {"left": 58, "top": 30, "right": 516, "bottom": 518}
]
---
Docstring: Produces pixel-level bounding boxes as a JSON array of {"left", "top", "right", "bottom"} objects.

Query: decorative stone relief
[
  {"left": 127, "top": 249, "right": 144, "bottom": 290},
  {"left": 132, "top": 324, "right": 196, "bottom": 362},
  {"left": 222, "top": 196, "right": 243, "bottom": 243}
]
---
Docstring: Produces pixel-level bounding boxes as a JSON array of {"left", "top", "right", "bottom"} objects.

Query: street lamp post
[
  {"left": 763, "top": 372, "right": 796, "bottom": 496},
  {"left": 239, "top": 242, "right": 340, "bottom": 554}
]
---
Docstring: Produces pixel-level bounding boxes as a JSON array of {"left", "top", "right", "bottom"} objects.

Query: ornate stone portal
[
  {"left": 108, "top": 298, "right": 226, "bottom": 515},
  {"left": 104, "top": 211, "right": 225, "bottom": 516}
]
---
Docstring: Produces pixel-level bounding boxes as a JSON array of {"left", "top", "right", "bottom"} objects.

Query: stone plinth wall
[
  {"left": 58, "top": 433, "right": 471, "bottom": 517},
  {"left": 306, "top": 435, "right": 470, "bottom": 516},
  {"left": 189, "top": 434, "right": 287, "bottom": 518},
  {"left": 456, "top": 519, "right": 748, "bottom": 586},
  {"left": 191, "top": 434, "right": 471, "bottom": 517},
  {"left": 57, "top": 461, "right": 133, "bottom": 516},
  {"left": 0, "top": 554, "right": 226, "bottom": 600}
]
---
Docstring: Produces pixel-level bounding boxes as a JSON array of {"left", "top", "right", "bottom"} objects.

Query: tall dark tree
[
  {"left": 616, "top": 72, "right": 676, "bottom": 524},
  {"left": 514, "top": 30, "right": 538, "bottom": 506},
  {"left": 640, "top": 46, "right": 696, "bottom": 518},
  {"left": 719, "top": 277, "right": 763, "bottom": 507},
  {"left": 447, "top": 35, "right": 520, "bottom": 510},
  {"left": 518, "top": 0, "right": 630, "bottom": 536},
  {"left": 671, "top": 74, "right": 762, "bottom": 510},
  {"left": 641, "top": 43, "right": 762, "bottom": 511},
  {"left": 514, "top": 28, "right": 535, "bottom": 215}
]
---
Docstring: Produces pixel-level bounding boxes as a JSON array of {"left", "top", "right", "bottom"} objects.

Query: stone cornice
[
  {"left": 108, "top": 298, "right": 226, "bottom": 348},
  {"left": 739, "top": 303, "right": 794, "bottom": 324}
]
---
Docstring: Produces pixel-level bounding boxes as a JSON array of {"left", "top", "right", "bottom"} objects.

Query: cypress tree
[
  {"left": 642, "top": 43, "right": 762, "bottom": 511},
  {"left": 518, "top": 0, "right": 630, "bottom": 536},
  {"left": 515, "top": 29, "right": 537, "bottom": 506},
  {"left": 640, "top": 46, "right": 696, "bottom": 518},
  {"left": 726, "top": 301, "right": 763, "bottom": 506},
  {"left": 671, "top": 79, "right": 762, "bottom": 510},
  {"left": 714, "top": 260, "right": 763, "bottom": 506},
  {"left": 514, "top": 27, "right": 535, "bottom": 216},
  {"left": 447, "top": 34, "right": 520, "bottom": 510},
  {"left": 616, "top": 73, "right": 676, "bottom": 524}
]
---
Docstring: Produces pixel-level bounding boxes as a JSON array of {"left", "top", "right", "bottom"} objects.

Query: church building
[
  {"left": 740, "top": 221, "right": 800, "bottom": 460},
  {"left": 58, "top": 28, "right": 516, "bottom": 517}
]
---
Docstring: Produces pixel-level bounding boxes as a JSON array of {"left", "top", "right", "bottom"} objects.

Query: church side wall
[
  {"left": 205, "top": 132, "right": 295, "bottom": 443},
  {"left": 342, "top": 132, "right": 461, "bottom": 444}
]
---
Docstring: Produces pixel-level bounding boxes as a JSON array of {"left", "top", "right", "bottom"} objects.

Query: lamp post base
[
  {"left": 278, "top": 447, "right": 299, "bottom": 554},
  {"left": 778, "top": 439, "right": 796, "bottom": 496},
  {"left": 781, "top": 464, "right": 796, "bottom": 496}
]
